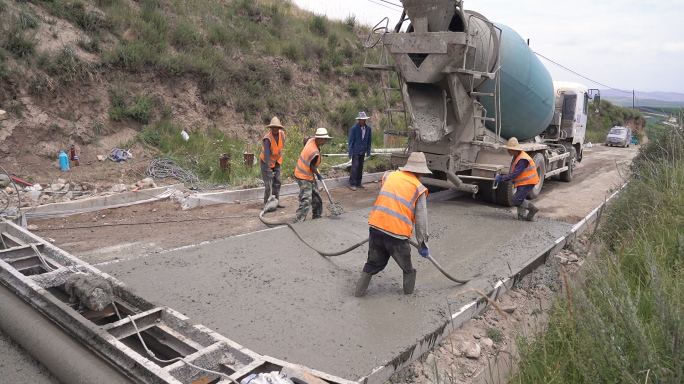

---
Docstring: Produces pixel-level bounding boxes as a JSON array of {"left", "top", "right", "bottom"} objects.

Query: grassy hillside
[
  {"left": 513, "top": 124, "right": 683, "bottom": 384},
  {"left": 0, "top": 0, "right": 393, "bottom": 183}
]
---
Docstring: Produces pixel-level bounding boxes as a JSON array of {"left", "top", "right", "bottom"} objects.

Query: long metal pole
[{"left": 0, "top": 283, "right": 134, "bottom": 384}]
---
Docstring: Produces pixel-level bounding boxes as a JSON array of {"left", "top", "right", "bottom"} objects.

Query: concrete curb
[
  {"left": 24, "top": 184, "right": 183, "bottom": 220},
  {"left": 183, "top": 172, "right": 386, "bottom": 209},
  {"left": 357, "top": 183, "right": 629, "bottom": 384}
]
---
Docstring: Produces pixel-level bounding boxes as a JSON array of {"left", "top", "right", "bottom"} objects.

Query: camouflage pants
[{"left": 294, "top": 178, "right": 322, "bottom": 223}]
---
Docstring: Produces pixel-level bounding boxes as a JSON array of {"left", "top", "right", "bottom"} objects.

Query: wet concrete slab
[{"left": 100, "top": 200, "right": 571, "bottom": 380}]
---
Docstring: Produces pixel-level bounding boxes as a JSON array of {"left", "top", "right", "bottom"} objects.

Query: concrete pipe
[{"left": 0, "top": 283, "right": 134, "bottom": 384}]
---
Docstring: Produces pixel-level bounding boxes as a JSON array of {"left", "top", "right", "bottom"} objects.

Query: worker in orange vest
[
  {"left": 293, "top": 128, "right": 331, "bottom": 223},
  {"left": 354, "top": 152, "right": 431, "bottom": 297},
  {"left": 260, "top": 117, "right": 286, "bottom": 209},
  {"left": 494, "top": 137, "right": 540, "bottom": 221}
]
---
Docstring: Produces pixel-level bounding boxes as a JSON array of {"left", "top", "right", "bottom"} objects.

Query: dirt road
[{"left": 31, "top": 145, "right": 638, "bottom": 264}]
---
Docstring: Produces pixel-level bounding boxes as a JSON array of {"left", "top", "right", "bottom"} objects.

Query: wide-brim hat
[
  {"left": 502, "top": 137, "right": 524, "bottom": 151},
  {"left": 314, "top": 127, "right": 332, "bottom": 139},
  {"left": 399, "top": 152, "right": 432, "bottom": 174},
  {"left": 267, "top": 116, "right": 284, "bottom": 129},
  {"left": 356, "top": 111, "right": 369, "bottom": 120}
]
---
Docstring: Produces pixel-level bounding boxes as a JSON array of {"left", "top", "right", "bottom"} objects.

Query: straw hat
[
  {"left": 355, "top": 111, "right": 370, "bottom": 120},
  {"left": 314, "top": 127, "right": 332, "bottom": 139},
  {"left": 267, "top": 116, "right": 284, "bottom": 129},
  {"left": 502, "top": 137, "right": 524, "bottom": 151},
  {"left": 399, "top": 152, "right": 432, "bottom": 174}
]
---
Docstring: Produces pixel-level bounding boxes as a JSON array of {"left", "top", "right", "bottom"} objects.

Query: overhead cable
[
  {"left": 367, "top": 0, "right": 403, "bottom": 12},
  {"left": 534, "top": 51, "right": 632, "bottom": 94}
]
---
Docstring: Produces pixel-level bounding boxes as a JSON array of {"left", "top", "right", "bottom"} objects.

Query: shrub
[
  {"left": 77, "top": 35, "right": 101, "bottom": 53},
  {"left": 348, "top": 82, "right": 361, "bottom": 97},
  {"left": 344, "top": 14, "right": 357, "bottom": 29},
  {"left": 280, "top": 64, "right": 293, "bottom": 82},
  {"left": 19, "top": 9, "right": 40, "bottom": 29},
  {"left": 171, "top": 20, "right": 203, "bottom": 50},
  {"left": 207, "top": 24, "right": 229, "bottom": 46},
  {"left": 281, "top": 42, "right": 301, "bottom": 62},
  {"left": 310, "top": 14, "right": 327, "bottom": 36},
  {"left": 3, "top": 26, "right": 36, "bottom": 57}
]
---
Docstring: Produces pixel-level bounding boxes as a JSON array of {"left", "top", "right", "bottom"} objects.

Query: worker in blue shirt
[{"left": 348, "top": 111, "right": 372, "bottom": 191}]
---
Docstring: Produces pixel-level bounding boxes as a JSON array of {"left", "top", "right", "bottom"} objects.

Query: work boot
[
  {"left": 516, "top": 204, "right": 527, "bottom": 221},
  {"left": 349, "top": 185, "right": 357, "bottom": 191},
  {"left": 525, "top": 201, "right": 539, "bottom": 221},
  {"left": 403, "top": 269, "right": 417, "bottom": 295},
  {"left": 354, "top": 272, "right": 372, "bottom": 297}
]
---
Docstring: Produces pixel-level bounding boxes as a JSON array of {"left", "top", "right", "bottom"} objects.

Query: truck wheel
[
  {"left": 476, "top": 180, "right": 498, "bottom": 204},
  {"left": 560, "top": 147, "right": 576, "bottom": 182},
  {"left": 496, "top": 180, "right": 515, "bottom": 207},
  {"left": 527, "top": 153, "right": 546, "bottom": 200}
]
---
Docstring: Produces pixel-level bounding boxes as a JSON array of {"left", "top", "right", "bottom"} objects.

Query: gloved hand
[
  {"left": 418, "top": 248, "right": 430, "bottom": 259},
  {"left": 494, "top": 175, "right": 502, "bottom": 183},
  {"left": 316, "top": 174, "right": 323, "bottom": 181}
]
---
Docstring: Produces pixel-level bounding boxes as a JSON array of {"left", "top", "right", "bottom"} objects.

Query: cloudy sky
[{"left": 291, "top": 0, "right": 683, "bottom": 94}]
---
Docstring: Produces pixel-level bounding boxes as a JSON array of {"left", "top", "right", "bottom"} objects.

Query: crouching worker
[
  {"left": 494, "top": 137, "right": 540, "bottom": 221},
  {"left": 354, "top": 152, "right": 431, "bottom": 297}
]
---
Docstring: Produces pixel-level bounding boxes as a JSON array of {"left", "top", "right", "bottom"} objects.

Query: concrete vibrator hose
[{"left": 259, "top": 210, "right": 476, "bottom": 284}]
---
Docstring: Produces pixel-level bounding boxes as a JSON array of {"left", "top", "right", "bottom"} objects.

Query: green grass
[
  {"left": 512, "top": 124, "right": 684, "bottom": 384},
  {"left": 108, "top": 89, "right": 155, "bottom": 124},
  {"left": 2, "top": 25, "right": 36, "bottom": 57}
]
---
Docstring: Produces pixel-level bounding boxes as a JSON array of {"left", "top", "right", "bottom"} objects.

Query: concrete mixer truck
[{"left": 364, "top": 0, "right": 598, "bottom": 206}]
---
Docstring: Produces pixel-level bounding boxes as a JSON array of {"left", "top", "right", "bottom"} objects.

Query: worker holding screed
[
  {"left": 293, "top": 128, "right": 332, "bottom": 223},
  {"left": 260, "top": 117, "right": 286, "bottom": 209},
  {"left": 354, "top": 152, "right": 431, "bottom": 297},
  {"left": 494, "top": 137, "right": 540, "bottom": 221}
]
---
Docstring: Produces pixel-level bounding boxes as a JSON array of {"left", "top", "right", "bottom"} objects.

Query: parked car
[{"left": 605, "top": 126, "right": 632, "bottom": 147}]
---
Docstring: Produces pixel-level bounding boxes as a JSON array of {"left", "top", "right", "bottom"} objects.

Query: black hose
[{"left": 259, "top": 211, "right": 476, "bottom": 284}]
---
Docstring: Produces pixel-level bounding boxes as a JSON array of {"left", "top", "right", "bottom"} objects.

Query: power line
[
  {"left": 374, "top": 0, "right": 403, "bottom": 8},
  {"left": 367, "top": 0, "right": 403, "bottom": 12},
  {"left": 534, "top": 51, "right": 632, "bottom": 94}
]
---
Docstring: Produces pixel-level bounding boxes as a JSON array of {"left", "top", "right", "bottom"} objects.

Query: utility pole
[{"left": 632, "top": 90, "right": 635, "bottom": 110}]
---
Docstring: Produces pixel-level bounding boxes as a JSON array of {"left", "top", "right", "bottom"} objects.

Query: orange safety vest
[
  {"left": 511, "top": 151, "right": 539, "bottom": 187},
  {"left": 260, "top": 130, "right": 285, "bottom": 168},
  {"left": 368, "top": 171, "right": 428, "bottom": 238},
  {"left": 294, "top": 139, "right": 321, "bottom": 180}
]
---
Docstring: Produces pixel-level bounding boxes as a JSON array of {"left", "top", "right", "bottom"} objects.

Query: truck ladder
[{"left": 363, "top": 18, "right": 410, "bottom": 148}]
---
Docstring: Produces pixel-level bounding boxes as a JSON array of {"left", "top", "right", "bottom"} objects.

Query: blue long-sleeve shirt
[
  {"left": 348, "top": 123, "right": 372, "bottom": 157},
  {"left": 499, "top": 158, "right": 529, "bottom": 182}
]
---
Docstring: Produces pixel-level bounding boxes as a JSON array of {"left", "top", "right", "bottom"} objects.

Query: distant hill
[{"left": 601, "top": 90, "right": 684, "bottom": 107}]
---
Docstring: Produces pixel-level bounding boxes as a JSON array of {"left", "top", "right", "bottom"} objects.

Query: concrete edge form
[
  {"left": 0, "top": 219, "right": 357, "bottom": 384},
  {"left": 183, "top": 173, "right": 385, "bottom": 209},
  {"left": 355, "top": 183, "right": 629, "bottom": 384},
  {"left": 24, "top": 184, "right": 184, "bottom": 220}
]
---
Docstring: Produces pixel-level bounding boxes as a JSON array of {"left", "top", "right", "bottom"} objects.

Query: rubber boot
[
  {"left": 403, "top": 269, "right": 417, "bottom": 295},
  {"left": 516, "top": 204, "right": 527, "bottom": 221},
  {"left": 525, "top": 200, "right": 539, "bottom": 221},
  {"left": 354, "top": 272, "right": 372, "bottom": 297}
]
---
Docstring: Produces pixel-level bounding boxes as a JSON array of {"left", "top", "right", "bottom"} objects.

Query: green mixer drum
[{"left": 478, "top": 23, "right": 554, "bottom": 140}]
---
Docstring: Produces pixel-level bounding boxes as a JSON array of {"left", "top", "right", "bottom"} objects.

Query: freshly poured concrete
[{"left": 101, "top": 201, "right": 571, "bottom": 379}]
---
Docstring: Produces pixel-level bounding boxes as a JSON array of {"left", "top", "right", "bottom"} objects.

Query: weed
[
  {"left": 348, "top": 82, "right": 361, "bottom": 97},
  {"left": 10, "top": 102, "right": 24, "bottom": 118},
  {"left": 19, "top": 9, "right": 40, "bottom": 29},
  {"left": 327, "top": 33, "right": 338, "bottom": 50},
  {"left": 171, "top": 20, "right": 203, "bottom": 50},
  {"left": 127, "top": 94, "right": 155, "bottom": 124},
  {"left": 206, "top": 93, "right": 226, "bottom": 105},
  {"left": 486, "top": 327, "right": 504, "bottom": 343},
  {"left": 92, "top": 121, "right": 105, "bottom": 136},
  {"left": 0, "top": 0, "right": 6, "bottom": 14},
  {"left": 3, "top": 26, "right": 36, "bottom": 57},
  {"left": 280, "top": 64, "right": 293, "bottom": 82},
  {"left": 29, "top": 74, "right": 49, "bottom": 93},
  {"left": 310, "top": 14, "right": 328, "bottom": 36},
  {"left": 77, "top": 35, "right": 101, "bottom": 53},
  {"left": 344, "top": 14, "right": 357, "bottom": 29},
  {"left": 330, "top": 51, "right": 344, "bottom": 67},
  {"left": 207, "top": 23, "right": 229, "bottom": 46},
  {"left": 281, "top": 42, "right": 301, "bottom": 62}
]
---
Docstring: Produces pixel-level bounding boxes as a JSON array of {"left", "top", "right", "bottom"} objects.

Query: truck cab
[{"left": 542, "top": 81, "right": 590, "bottom": 162}]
